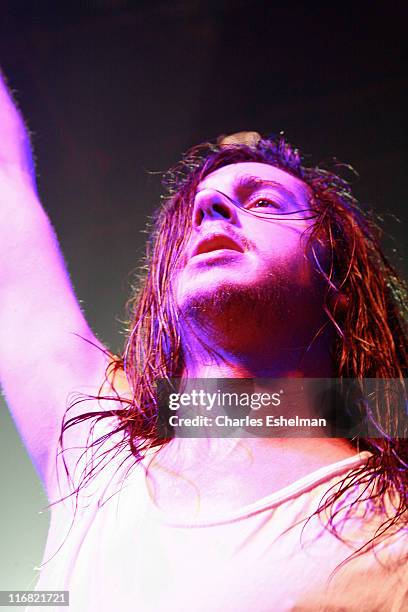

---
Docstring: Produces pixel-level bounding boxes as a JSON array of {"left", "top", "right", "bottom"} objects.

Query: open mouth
[{"left": 192, "top": 234, "right": 244, "bottom": 258}]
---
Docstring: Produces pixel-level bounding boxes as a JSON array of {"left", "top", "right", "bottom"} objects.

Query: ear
[{"left": 327, "top": 289, "right": 349, "bottom": 317}]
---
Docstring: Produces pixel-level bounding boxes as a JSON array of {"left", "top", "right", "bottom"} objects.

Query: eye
[{"left": 246, "top": 197, "right": 280, "bottom": 211}]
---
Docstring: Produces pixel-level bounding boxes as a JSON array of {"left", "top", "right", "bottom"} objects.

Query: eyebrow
[{"left": 233, "top": 174, "right": 299, "bottom": 203}]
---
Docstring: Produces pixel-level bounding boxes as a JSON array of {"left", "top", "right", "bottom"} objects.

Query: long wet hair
[{"left": 61, "top": 133, "right": 408, "bottom": 555}]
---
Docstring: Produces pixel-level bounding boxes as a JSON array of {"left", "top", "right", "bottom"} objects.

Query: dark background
[{"left": 0, "top": 0, "right": 406, "bottom": 353}]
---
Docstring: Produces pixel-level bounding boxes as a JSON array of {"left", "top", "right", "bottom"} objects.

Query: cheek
[
  {"left": 256, "top": 223, "right": 306, "bottom": 261},
  {"left": 171, "top": 269, "right": 186, "bottom": 305},
  {"left": 256, "top": 224, "right": 315, "bottom": 286}
]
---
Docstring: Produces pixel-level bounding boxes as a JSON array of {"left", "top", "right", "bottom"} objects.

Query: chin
[
  {"left": 175, "top": 268, "right": 259, "bottom": 311},
  {"left": 177, "top": 278, "right": 283, "bottom": 329}
]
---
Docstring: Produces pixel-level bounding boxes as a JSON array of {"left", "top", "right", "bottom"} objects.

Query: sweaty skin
[{"left": 174, "top": 162, "right": 330, "bottom": 375}]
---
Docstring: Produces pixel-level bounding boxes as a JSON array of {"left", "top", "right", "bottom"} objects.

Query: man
[{"left": 1, "top": 72, "right": 407, "bottom": 610}]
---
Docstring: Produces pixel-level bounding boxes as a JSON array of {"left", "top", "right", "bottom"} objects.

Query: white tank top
[{"left": 28, "top": 450, "right": 408, "bottom": 611}]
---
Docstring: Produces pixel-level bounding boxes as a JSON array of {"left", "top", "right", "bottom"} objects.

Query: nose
[{"left": 192, "top": 188, "right": 239, "bottom": 227}]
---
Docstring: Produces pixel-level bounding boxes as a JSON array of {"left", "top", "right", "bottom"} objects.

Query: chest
[{"left": 38, "top": 487, "right": 403, "bottom": 612}]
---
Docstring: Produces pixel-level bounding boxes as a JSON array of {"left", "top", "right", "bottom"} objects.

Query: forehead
[{"left": 198, "top": 161, "right": 310, "bottom": 202}]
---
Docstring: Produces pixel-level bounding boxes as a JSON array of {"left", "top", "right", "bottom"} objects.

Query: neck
[
  {"left": 150, "top": 304, "right": 355, "bottom": 517},
  {"left": 181, "top": 317, "right": 334, "bottom": 379}
]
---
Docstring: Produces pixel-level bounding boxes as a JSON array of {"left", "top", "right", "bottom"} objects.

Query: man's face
[{"left": 173, "top": 161, "right": 318, "bottom": 315}]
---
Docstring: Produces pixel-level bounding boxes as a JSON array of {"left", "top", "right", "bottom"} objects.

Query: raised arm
[{"left": 0, "top": 71, "right": 111, "bottom": 495}]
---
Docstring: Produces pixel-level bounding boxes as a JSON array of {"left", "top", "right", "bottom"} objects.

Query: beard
[
  {"left": 170, "top": 258, "right": 334, "bottom": 379},
  {"left": 175, "top": 271, "right": 308, "bottom": 355}
]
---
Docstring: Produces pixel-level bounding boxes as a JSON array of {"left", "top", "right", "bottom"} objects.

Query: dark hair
[{"left": 61, "top": 134, "right": 408, "bottom": 558}]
